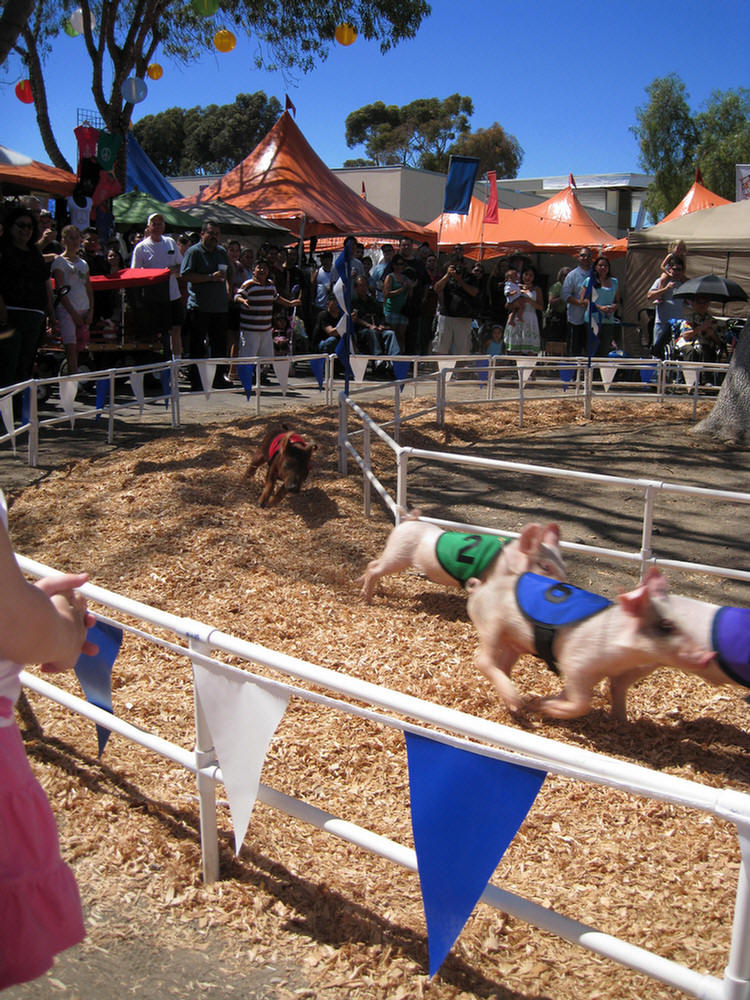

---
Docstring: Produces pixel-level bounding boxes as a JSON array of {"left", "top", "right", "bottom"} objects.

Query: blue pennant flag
[
  {"left": 238, "top": 363, "right": 255, "bottom": 399},
  {"left": 474, "top": 358, "right": 489, "bottom": 384},
  {"left": 159, "top": 367, "right": 171, "bottom": 408},
  {"left": 309, "top": 357, "right": 325, "bottom": 388},
  {"left": 21, "top": 386, "right": 30, "bottom": 426},
  {"left": 404, "top": 730, "right": 546, "bottom": 977},
  {"left": 95, "top": 377, "right": 109, "bottom": 411},
  {"left": 443, "top": 156, "right": 480, "bottom": 215},
  {"left": 392, "top": 359, "right": 411, "bottom": 384},
  {"left": 74, "top": 621, "right": 123, "bottom": 756}
]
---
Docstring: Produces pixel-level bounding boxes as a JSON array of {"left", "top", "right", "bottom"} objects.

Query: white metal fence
[
  {"left": 338, "top": 374, "right": 750, "bottom": 588},
  {"left": 15, "top": 551, "right": 750, "bottom": 1000},
  {"left": 1, "top": 352, "right": 729, "bottom": 467}
]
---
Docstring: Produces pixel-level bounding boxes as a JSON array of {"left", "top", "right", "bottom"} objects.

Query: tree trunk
[
  {"left": 692, "top": 317, "right": 750, "bottom": 445},
  {"left": 0, "top": 0, "right": 35, "bottom": 66},
  {"left": 21, "top": 25, "right": 74, "bottom": 172}
]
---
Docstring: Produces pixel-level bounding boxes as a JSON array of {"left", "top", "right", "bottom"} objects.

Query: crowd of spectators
[{"left": 1, "top": 193, "right": 735, "bottom": 401}]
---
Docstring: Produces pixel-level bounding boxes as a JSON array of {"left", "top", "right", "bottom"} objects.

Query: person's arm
[
  {"left": 277, "top": 293, "right": 302, "bottom": 309},
  {"left": 0, "top": 524, "right": 95, "bottom": 670},
  {"left": 646, "top": 276, "right": 671, "bottom": 303}
]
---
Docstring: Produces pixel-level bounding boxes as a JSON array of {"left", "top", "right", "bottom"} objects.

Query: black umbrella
[{"left": 673, "top": 274, "right": 748, "bottom": 303}]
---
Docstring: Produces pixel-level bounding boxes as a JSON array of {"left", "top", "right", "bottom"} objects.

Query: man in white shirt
[{"left": 131, "top": 213, "right": 184, "bottom": 358}]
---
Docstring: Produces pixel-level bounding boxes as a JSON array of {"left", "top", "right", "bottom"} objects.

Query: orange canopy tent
[
  {"left": 608, "top": 169, "right": 732, "bottom": 253},
  {"left": 659, "top": 169, "right": 731, "bottom": 224},
  {"left": 172, "top": 111, "right": 433, "bottom": 244},
  {"left": 0, "top": 144, "right": 76, "bottom": 197},
  {"left": 427, "top": 181, "right": 621, "bottom": 258}
]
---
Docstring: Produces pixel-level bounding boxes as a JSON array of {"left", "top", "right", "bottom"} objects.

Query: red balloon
[{"left": 15, "top": 80, "right": 33, "bottom": 104}]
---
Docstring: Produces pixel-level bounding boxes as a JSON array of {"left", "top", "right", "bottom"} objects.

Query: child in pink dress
[{"left": 0, "top": 492, "right": 96, "bottom": 989}]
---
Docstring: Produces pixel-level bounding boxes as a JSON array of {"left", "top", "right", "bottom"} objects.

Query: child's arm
[{"left": 0, "top": 525, "right": 95, "bottom": 669}]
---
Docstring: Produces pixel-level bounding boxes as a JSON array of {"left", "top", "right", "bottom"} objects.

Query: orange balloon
[
  {"left": 334, "top": 23, "right": 357, "bottom": 46},
  {"left": 213, "top": 29, "right": 236, "bottom": 53},
  {"left": 147, "top": 63, "right": 163, "bottom": 80}
]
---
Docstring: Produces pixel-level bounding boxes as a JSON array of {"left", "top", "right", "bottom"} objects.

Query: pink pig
[
  {"left": 358, "top": 512, "right": 566, "bottom": 603},
  {"left": 466, "top": 567, "right": 717, "bottom": 720}
]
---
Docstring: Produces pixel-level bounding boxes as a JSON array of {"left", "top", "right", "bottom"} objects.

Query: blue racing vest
[
  {"left": 515, "top": 573, "right": 613, "bottom": 673},
  {"left": 712, "top": 606, "right": 750, "bottom": 689}
]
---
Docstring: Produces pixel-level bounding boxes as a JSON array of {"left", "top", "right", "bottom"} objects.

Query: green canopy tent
[
  {"left": 113, "top": 190, "right": 199, "bottom": 232},
  {"left": 175, "top": 198, "right": 293, "bottom": 241}
]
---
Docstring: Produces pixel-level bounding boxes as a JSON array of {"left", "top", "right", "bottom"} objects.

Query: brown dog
[{"left": 246, "top": 424, "right": 316, "bottom": 507}]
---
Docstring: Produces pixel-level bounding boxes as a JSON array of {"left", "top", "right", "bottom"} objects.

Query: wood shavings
[{"left": 6, "top": 399, "right": 749, "bottom": 1000}]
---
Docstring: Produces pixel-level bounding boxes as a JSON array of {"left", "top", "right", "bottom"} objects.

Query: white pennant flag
[
  {"left": 516, "top": 357, "right": 537, "bottom": 386},
  {"left": 0, "top": 396, "right": 15, "bottom": 453},
  {"left": 600, "top": 363, "right": 616, "bottom": 392},
  {"left": 350, "top": 356, "right": 369, "bottom": 383},
  {"left": 197, "top": 361, "right": 216, "bottom": 399},
  {"left": 333, "top": 276, "right": 349, "bottom": 320},
  {"left": 128, "top": 371, "right": 145, "bottom": 414},
  {"left": 682, "top": 367, "right": 698, "bottom": 388},
  {"left": 272, "top": 358, "right": 290, "bottom": 393},
  {"left": 58, "top": 378, "right": 78, "bottom": 426},
  {"left": 193, "top": 663, "right": 289, "bottom": 854},
  {"left": 436, "top": 359, "right": 454, "bottom": 378}
]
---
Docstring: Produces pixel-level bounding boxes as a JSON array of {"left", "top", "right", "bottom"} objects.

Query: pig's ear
[
  {"left": 644, "top": 567, "right": 670, "bottom": 598},
  {"left": 518, "top": 523, "right": 542, "bottom": 554},
  {"left": 617, "top": 582, "right": 650, "bottom": 617},
  {"left": 542, "top": 523, "right": 560, "bottom": 545}
]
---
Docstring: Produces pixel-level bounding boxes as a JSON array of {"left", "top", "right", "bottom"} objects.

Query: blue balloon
[{"left": 121, "top": 76, "right": 147, "bottom": 104}]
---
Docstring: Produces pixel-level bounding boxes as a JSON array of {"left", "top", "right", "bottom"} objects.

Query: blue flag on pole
[
  {"left": 74, "top": 620, "right": 123, "bottom": 756},
  {"left": 443, "top": 156, "right": 480, "bottom": 214},
  {"left": 405, "top": 730, "right": 546, "bottom": 977},
  {"left": 334, "top": 239, "right": 354, "bottom": 393}
]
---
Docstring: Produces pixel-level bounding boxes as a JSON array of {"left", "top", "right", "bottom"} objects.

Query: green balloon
[
  {"left": 191, "top": 0, "right": 219, "bottom": 15},
  {"left": 64, "top": 18, "right": 80, "bottom": 36}
]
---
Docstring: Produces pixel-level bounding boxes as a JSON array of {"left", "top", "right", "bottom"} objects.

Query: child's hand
[{"left": 35, "top": 574, "right": 98, "bottom": 671}]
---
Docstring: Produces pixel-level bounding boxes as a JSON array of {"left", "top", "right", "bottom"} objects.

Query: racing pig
[
  {"left": 358, "top": 511, "right": 566, "bottom": 603},
  {"left": 599, "top": 592, "right": 750, "bottom": 716},
  {"left": 246, "top": 424, "right": 316, "bottom": 508},
  {"left": 466, "top": 567, "right": 716, "bottom": 720}
]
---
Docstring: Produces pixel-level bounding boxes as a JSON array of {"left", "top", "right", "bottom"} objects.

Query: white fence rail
[
  {"left": 1, "top": 353, "right": 729, "bottom": 467},
  {"left": 15, "top": 552, "right": 750, "bottom": 1000}
]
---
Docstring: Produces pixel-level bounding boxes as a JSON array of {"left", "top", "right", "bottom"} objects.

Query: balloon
[
  {"left": 192, "top": 0, "right": 219, "bottom": 14},
  {"left": 334, "top": 23, "right": 357, "bottom": 46},
  {"left": 213, "top": 28, "right": 236, "bottom": 52},
  {"left": 15, "top": 80, "right": 33, "bottom": 104},
  {"left": 120, "top": 77, "right": 148, "bottom": 104},
  {"left": 69, "top": 7, "right": 94, "bottom": 33},
  {"left": 147, "top": 63, "right": 163, "bottom": 80},
  {"left": 64, "top": 18, "right": 79, "bottom": 36}
]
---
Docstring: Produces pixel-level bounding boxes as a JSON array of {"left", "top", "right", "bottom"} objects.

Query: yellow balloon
[
  {"left": 334, "top": 23, "right": 357, "bottom": 46},
  {"left": 147, "top": 63, "right": 163, "bottom": 80},
  {"left": 213, "top": 29, "right": 236, "bottom": 53}
]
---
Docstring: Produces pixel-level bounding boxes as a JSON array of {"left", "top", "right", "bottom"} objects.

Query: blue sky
[{"left": 4, "top": 0, "right": 750, "bottom": 181}]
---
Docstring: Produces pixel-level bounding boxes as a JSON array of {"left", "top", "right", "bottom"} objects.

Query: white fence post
[{"left": 189, "top": 637, "right": 220, "bottom": 883}]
